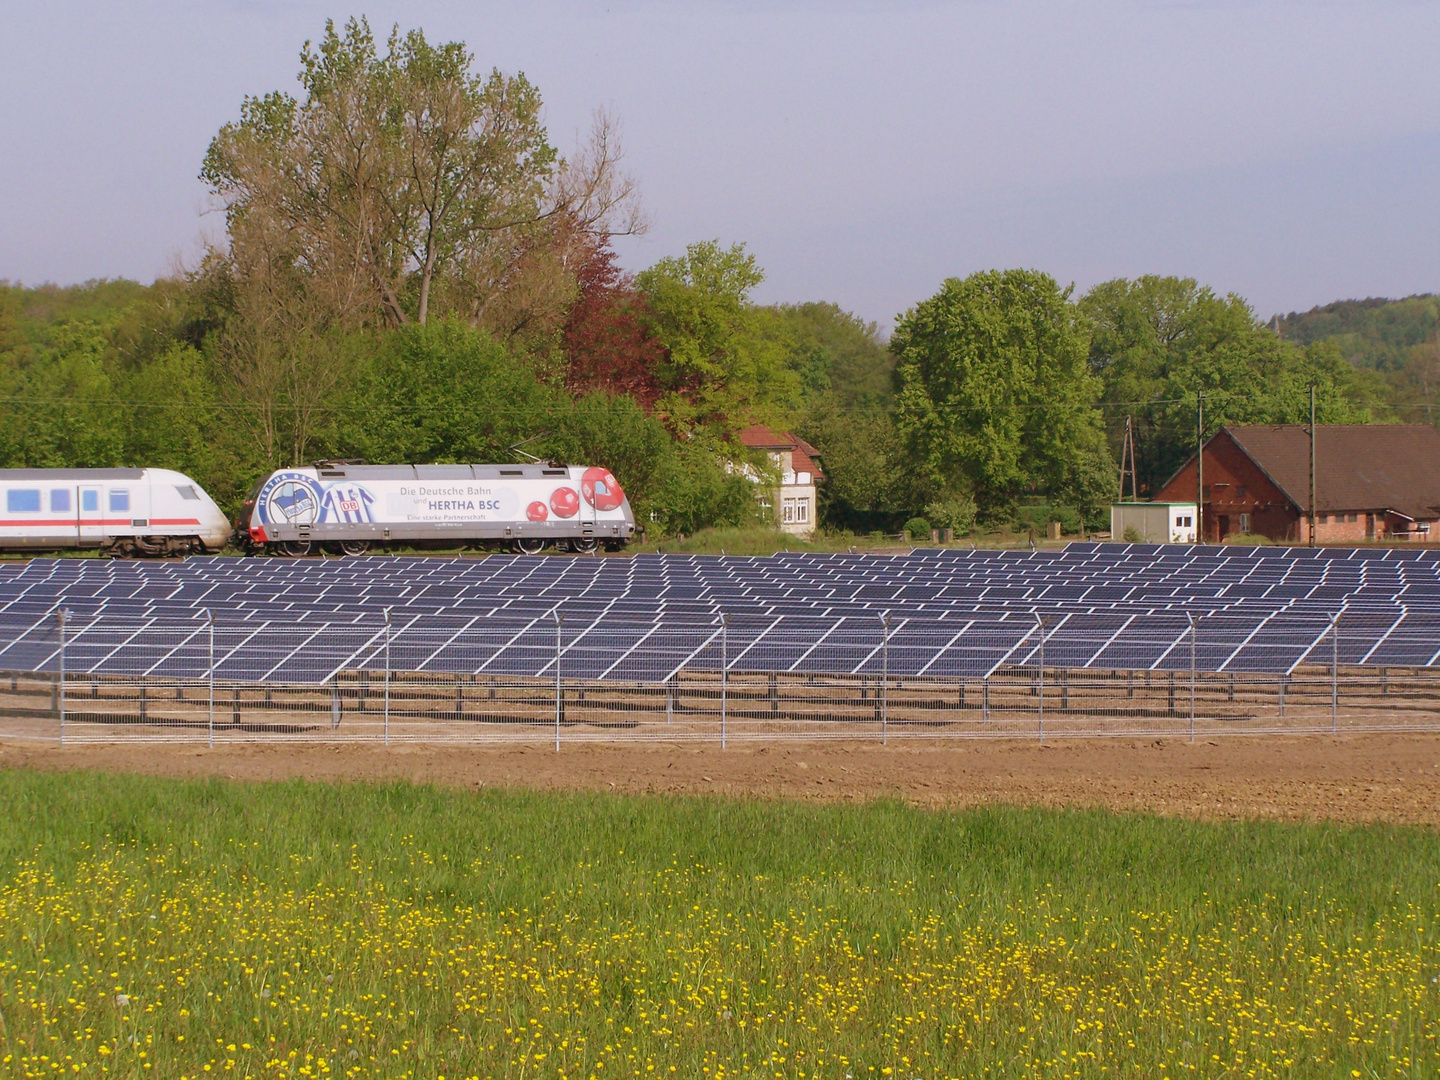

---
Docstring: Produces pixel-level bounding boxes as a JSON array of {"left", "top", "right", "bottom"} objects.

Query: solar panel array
[{"left": 0, "top": 542, "right": 1434, "bottom": 684}]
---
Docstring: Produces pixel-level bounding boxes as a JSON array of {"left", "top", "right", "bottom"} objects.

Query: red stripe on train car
[{"left": 0, "top": 518, "right": 202, "bottom": 527}]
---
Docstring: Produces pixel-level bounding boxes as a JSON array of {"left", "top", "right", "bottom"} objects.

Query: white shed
[{"left": 1110, "top": 502, "right": 1198, "bottom": 544}]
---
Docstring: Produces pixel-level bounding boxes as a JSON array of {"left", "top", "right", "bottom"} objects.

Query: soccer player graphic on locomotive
[{"left": 241, "top": 462, "right": 636, "bottom": 556}]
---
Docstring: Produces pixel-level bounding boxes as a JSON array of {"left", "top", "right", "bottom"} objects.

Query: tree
[
  {"left": 121, "top": 342, "right": 220, "bottom": 477},
  {"left": 892, "top": 269, "right": 1113, "bottom": 522},
  {"left": 798, "top": 404, "right": 916, "bottom": 532},
  {"left": 767, "top": 302, "right": 894, "bottom": 410},
  {"left": 1082, "top": 276, "right": 1382, "bottom": 491},
  {"left": 343, "top": 320, "right": 559, "bottom": 464},
  {"left": 200, "top": 17, "right": 643, "bottom": 333},
  {"left": 636, "top": 241, "right": 801, "bottom": 433},
  {"left": 0, "top": 321, "right": 127, "bottom": 468},
  {"left": 562, "top": 237, "right": 665, "bottom": 408}
]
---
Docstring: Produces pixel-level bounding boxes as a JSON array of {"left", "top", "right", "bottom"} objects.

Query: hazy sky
[{"left": 3, "top": 1, "right": 1438, "bottom": 326}]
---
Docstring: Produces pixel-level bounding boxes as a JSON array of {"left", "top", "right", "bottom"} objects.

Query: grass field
[{"left": 0, "top": 770, "right": 1436, "bottom": 1079}]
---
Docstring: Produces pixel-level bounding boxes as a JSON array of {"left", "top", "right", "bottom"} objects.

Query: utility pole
[
  {"left": 1308, "top": 384, "right": 1317, "bottom": 547},
  {"left": 1119, "top": 415, "right": 1138, "bottom": 501},
  {"left": 1196, "top": 392, "right": 1205, "bottom": 544}
]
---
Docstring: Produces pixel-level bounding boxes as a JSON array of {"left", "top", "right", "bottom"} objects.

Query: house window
[
  {"left": 1236, "top": 486, "right": 1248, "bottom": 499},
  {"left": 1176, "top": 515, "right": 1192, "bottom": 528},
  {"left": 6, "top": 490, "right": 40, "bottom": 513},
  {"left": 1238, "top": 513, "right": 1251, "bottom": 533},
  {"left": 1346, "top": 512, "right": 1357, "bottom": 523},
  {"left": 796, "top": 498, "right": 809, "bottom": 523},
  {"left": 782, "top": 498, "right": 797, "bottom": 523},
  {"left": 109, "top": 490, "right": 130, "bottom": 513},
  {"left": 50, "top": 490, "right": 70, "bottom": 513},
  {"left": 1318, "top": 513, "right": 1329, "bottom": 524}
]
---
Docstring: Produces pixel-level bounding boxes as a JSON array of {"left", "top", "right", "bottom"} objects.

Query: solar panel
[{"left": 0, "top": 543, "right": 1434, "bottom": 684}]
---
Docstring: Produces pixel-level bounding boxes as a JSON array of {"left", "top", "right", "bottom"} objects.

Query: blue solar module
[{"left": 0, "top": 542, "right": 1433, "bottom": 683}]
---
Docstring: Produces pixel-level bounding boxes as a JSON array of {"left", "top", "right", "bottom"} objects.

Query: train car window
[
  {"left": 81, "top": 490, "right": 98, "bottom": 512},
  {"left": 109, "top": 490, "right": 130, "bottom": 513},
  {"left": 501, "top": 469, "right": 523, "bottom": 476},
  {"left": 50, "top": 490, "right": 71, "bottom": 513},
  {"left": 543, "top": 469, "right": 567, "bottom": 476},
  {"left": 6, "top": 490, "right": 40, "bottom": 513},
  {"left": 174, "top": 485, "right": 199, "bottom": 500}
]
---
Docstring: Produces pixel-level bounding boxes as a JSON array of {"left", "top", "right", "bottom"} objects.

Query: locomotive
[
  {"left": 239, "top": 461, "right": 637, "bottom": 556},
  {"left": 0, "top": 468, "right": 232, "bottom": 556}
]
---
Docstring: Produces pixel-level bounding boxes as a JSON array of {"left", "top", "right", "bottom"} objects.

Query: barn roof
[{"left": 1220, "top": 424, "right": 1440, "bottom": 520}]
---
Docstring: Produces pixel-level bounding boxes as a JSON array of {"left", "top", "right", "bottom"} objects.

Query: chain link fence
[{"left": 1, "top": 609, "right": 1437, "bottom": 746}]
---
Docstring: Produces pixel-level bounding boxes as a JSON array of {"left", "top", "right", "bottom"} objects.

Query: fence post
[
  {"left": 383, "top": 607, "right": 392, "bottom": 746},
  {"left": 982, "top": 674, "right": 989, "bottom": 723},
  {"left": 1035, "top": 613, "right": 1045, "bottom": 742},
  {"left": 553, "top": 607, "right": 563, "bottom": 752},
  {"left": 880, "top": 610, "right": 891, "bottom": 745},
  {"left": 205, "top": 608, "right": 215, "bottom": 749},
  {"left": 1331, "top": 611, "right": 1340, "bottom": 735},
  {"left": 57, "top": 608, "right": 66, "bottom": 747},
  {"left": 720, "top": 612, "right": 729, "bottom": 749},
  {"left": 1188, "top": 611, "right": 1198, "bottom": 743}
]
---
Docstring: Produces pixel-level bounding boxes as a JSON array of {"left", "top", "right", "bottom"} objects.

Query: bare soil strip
[{"left": 4, "top": 732, "right": 1440, "bottom": 826}]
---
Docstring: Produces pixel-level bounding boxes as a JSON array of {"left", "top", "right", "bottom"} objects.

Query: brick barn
[{"left": 1153, "top": 424, "right": 1440, "bottom": 544}]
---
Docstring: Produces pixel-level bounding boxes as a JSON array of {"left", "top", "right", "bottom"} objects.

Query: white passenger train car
[
  {"left": 0, "top": 468, "right": 232, "bottom": 555},
  {"left": 241, "top": 462, "right": 637, "bottom": 555}
]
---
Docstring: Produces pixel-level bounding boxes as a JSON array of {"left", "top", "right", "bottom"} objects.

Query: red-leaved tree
[{"left": 563, "top": 238, "right": 665, "bottom": 409}]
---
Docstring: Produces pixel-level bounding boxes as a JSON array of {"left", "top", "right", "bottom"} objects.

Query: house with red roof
[
  {"left": 737, "top": 425, "right": 824, "bottom": 536},
  {"left": 1154, "top": 424, "right": 1440, "bottom": 543}
]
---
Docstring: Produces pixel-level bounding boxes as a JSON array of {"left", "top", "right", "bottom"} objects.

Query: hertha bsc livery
[
  {"left": 242, "top": 462, "right": 637, "bottom": 554},
  {"left": 320, "top": 483, "right": 376, "bottom": 524}
]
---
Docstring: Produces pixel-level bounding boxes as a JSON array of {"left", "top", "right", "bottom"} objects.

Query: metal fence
[{"left": 2, "top": 609, "right": 1438, "bottom": 746}]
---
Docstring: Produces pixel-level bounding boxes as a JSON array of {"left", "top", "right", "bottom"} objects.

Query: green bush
[
  {"left": 924, "top": 493, "right": 977, "bottom": 535},
  {"left": 904, "top": 516, "right": 931, "bottom": 540},
  {"left": 1122, "top": 525, "right": 1144, "bottom": 543},
  {"left": 1014, "top": 503, "right": 1084, "bottom": 535}
]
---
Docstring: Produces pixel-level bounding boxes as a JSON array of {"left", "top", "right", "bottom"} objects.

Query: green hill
[{"left": 1277, "top": 293, "right": 1440, "bottom": 372}]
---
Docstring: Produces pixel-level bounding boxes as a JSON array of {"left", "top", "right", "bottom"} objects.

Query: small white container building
[{"left": 1110, "top": 502, "right": 1198, "bottom": 544}]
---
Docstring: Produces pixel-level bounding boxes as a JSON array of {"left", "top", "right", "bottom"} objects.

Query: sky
[{"left": 2, "top": 0, "right": 1438, "bottom": 327}]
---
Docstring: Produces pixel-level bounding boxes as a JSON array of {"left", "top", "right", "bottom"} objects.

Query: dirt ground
[{"left": 4, "top": 732, "right": 1440, "bottom": 826}]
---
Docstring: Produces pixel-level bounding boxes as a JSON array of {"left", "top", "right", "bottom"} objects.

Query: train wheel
[
  {"left": 338, "top": 540, "right": 370, "bottom": 557},
  {"left": 515, "top": 537, "right": 548, "bottom": 555},
  {"left": 277, "top": 540, "right": 312, "bottom": 557},
  {"left": 569, "top": 536, "right": 599, "bottom": 554}
]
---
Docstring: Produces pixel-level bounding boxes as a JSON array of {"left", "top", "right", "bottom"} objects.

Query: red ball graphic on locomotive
[
  {"left": 526, "top": 500, "right": 549, "bottom": 522},
  {"left": 549, "top": 487, "right": 580, "bottom": 518},
  {"left": 581, "top": 467, "right": 625, "bottom": 511}
]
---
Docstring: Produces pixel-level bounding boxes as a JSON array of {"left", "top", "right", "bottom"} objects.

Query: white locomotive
[
  {"left": 0, "top": 468, "right": 232, "bottom": 556},
  {"left": 240, "top": 461, "right": 637, "bottom": 556}
]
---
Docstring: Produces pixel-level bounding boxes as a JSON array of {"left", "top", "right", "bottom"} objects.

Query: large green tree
[
  {"left": 201, "top": 17, "right": 641, "bottom": 333},
  {"left": 635, "top": 241, "right": 802, "bottom": 433},
  {"left": 892, "top": 269, "right": 1114, "bottom": 522},
  {"left": 767, "top": 302, "right": 895, "bottom": 410}
]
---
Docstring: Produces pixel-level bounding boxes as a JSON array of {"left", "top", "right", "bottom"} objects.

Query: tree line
[{"left": 0, "top": 18, "right": 1405, "bottom": 538}]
